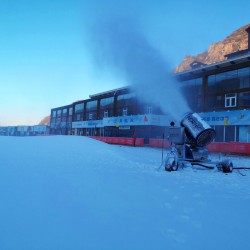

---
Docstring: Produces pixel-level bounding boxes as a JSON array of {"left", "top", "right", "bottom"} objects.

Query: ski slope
[{"left": 0, "top": 136, "right": 250, "bottom": 250}]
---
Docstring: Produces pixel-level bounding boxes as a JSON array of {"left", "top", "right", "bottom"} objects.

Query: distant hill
[
  {"left": 39, "top": 115, "right": 50, "bottom": 125},
  {"left": 175, "top": 24, "right": 250, "bottom": 72}
]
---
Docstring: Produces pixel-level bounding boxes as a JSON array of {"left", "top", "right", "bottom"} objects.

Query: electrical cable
[
  {"left": 237, "top": 170, "right": 247, "bottom": 176},
  {"left": 233, "top": 167, "right": 250, "bottom": 170},
  {"left": 191, "top": 162, "right": 214, "bottom": 169}
]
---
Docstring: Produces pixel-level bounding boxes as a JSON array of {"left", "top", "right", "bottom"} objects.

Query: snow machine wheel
[
  {"left": 221, "top": 160, "right": 233, "bottom": 173},
  {"left": 165, "top": 161, "right": 178, "bottom": 172}
]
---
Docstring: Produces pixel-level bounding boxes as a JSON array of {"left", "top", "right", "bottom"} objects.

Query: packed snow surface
[{"left": 0, "top": 136, "right": 250, "bottom": 250}]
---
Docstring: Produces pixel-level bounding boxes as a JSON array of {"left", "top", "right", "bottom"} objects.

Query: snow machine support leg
[{"left": 164, "top": 145, "right": 179, "bottom": 172}]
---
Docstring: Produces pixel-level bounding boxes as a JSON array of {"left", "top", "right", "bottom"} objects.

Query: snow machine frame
[{"left": 164, "top": 113, "right": 233, "bottom": 173}]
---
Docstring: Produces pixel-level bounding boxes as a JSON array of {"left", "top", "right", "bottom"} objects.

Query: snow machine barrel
[{"left": 181, "top": 112, "right": 216, "bottom": 147}]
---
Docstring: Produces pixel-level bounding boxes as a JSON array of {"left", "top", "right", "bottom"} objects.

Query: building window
[
  {"left": 89, "top": 113, "right": 93, "bottom": 120},
  {"left": 52, "top": 111, "right": 56, "bottom": 117},
  {"left": 100, "top": 97, "right": 114, "bottom": 108},
  {"left": 86, "top": 100, "right": 97, "bottom": 111},
  {"left": 145, "top": 106, "right": 152, "bottom": 114},
  {"left": 75, "top": 103, "right": 84, "bottom": 113},
  {"left": 69, "top": 108, "right": 73, "bottom": 116},
  {"left": 76, "top": 114, "right": 81, "bottom": 121},
  {"left": 181, "top": 78, "right": 203, "bottom": 111},
  {"left": 104, "top": 111, "right": 108, "bottom": 118},
  {"left": 123, "top": 108, "right": 127, "bottom": 116},
  {"left": 57, "top": 110, "right": 62, "bottom": 116},
  {"left": 239, "top": 92, "right": 250, "bottom": 107},
  {"left": 117, "top": 93, "right": 137, "bottom": 116},
  {"left": 225, "top": 93, "right": 237, "bottom": 107}
]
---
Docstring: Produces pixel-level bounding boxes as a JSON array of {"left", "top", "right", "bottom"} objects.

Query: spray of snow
[{"left": 86, "top": 16, "right": 191, "bottom": 122}]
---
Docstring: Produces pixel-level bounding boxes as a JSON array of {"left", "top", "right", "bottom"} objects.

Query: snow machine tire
[
  {"left": 221, "top": 160, "right": 233, "bottom": 173},
  {"left": 165, "top": 161, "right": 178, "bottom": 172}
]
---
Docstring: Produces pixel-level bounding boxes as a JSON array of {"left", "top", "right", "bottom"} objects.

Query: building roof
[
  {"left": 176, "top": 52, "right": 250, "bottom": 80},
  {"left": 89, "top": 86, "right": 130, "bottom": 99}
]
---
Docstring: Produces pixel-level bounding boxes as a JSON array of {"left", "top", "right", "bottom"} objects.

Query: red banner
[
  {"left": 88, "top": 136, "right": 250, "bottom": 154},
  {"left": 89, "top": 136, "right": 144, "bottom": 146}
]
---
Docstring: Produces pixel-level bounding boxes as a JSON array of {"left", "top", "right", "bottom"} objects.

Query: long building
[
  {"left": 50, "top": 27, "right": 250, "bottom": 144},
  {"left": 0, "top": 125, "right": 49, "bottom": 136},
  {"left": 50, "top": 87, "right": 169, "bottom": 143}
]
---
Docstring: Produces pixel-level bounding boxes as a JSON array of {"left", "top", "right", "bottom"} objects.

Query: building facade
[
  {"left": 50, "top": 28, "right": 250, "bottom": 144},
  {"left": 50, "top": 87, "right": 170, "bottom": 142},
  {"left": 50, "top": 57, "right": 250, "bottom": 143},
  {"left": 0, "top": 125, "right": 49, "bottom": 136},
  {"left": 177, "top": 50, "right": 250, "bottom": 142},
  {"left": 50, "top": 104, "right": 73, "bottom": 135}
]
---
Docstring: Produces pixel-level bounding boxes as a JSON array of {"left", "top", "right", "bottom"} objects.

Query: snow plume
[{"left": 86, "top": 15, "right": 191, "bottom": 122}]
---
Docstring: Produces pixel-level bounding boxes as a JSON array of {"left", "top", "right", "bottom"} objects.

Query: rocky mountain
[
  {"left": 39, "top": 115, "right": 50, "bottom": 125},
  {"left": 175, "top": 24, "right": 250, "bottom": 72}
]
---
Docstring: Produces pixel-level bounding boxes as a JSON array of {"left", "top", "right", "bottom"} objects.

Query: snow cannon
[
  {"left": 181, "top": 112, "right": 216, "bottom": 147},
  {"left": 164, "top": 112, "right": 233, "bottom": 173}
]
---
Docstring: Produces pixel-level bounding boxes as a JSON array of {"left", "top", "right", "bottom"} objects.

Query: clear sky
[{"left": 0, "top": 0, "right": 250, "bottom": 126}]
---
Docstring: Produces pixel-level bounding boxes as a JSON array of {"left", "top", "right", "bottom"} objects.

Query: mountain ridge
[{"left": 175, "top": 24, "right": 250, "bottom": 72}]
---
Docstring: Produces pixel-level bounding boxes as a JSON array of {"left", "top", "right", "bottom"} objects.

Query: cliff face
[{"left": 175, "top": 24, "right": 250, "bottom": 72}]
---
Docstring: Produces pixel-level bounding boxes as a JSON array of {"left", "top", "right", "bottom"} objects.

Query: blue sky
[{"left": 0, "top": 0, "right": 250, "bottom": 125}]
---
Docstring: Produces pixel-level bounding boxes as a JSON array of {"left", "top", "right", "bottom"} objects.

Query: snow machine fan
[{"left": 181, "top": 112, "right": 216, "bottom": 147}]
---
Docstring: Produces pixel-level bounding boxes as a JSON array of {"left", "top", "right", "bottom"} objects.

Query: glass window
[
  {"left": 225, "top": 93, "right": 237, "bottom": 107},
  {"left": 75, "top": 103, "right": 84, "bottom": 113},
  {"left": 117, "top": 93, "right": 136, "bottom": 101},
  {"left": 239, "top": 67, "right": 250, "bottom": 89},
  {"left": 57, "top": 110, "right": 61, "bottom": 116},
  {"left": 123, "top": 108, "right": 127, "bottom": 116},
  {"left": 208, "top": 70, "right": 239, "bottom": 94},
  {"left": 238, "top": 92, "right": 250, "bottom": 107},
  {"left": 216, "top": 95, "right": 224, "bottom": 109},
  {"left": 225, "top": 126, "right": 236, "bottom": 142},
  {"left": 216, "top": 70, "right": 238, "bottom": 82},
  {"left": 75, "top": 113, "right": 84, "bottom": 121},
  {"left": 104, "top": 111, "right": 108, "bottom": 118},
  {"left": 52, "top": 111, "right": 56, "bottom": 118},
  {"left": 63, "top": 108, "right": 67, "bottom": 115},
  {"left": 56, "top": 117, "right": 61, "bottom": 124},
  {"left": 214, "top": 126, "right": 224, "bottom": 142},
  {"left": 145, "top": 106, "right": 152, "bottom": 114},
  {"left": 86, "top": 100, "right": 97, "bottom": 111},
  {"left": 76, "top": 114, "right": 81, "bottom": 121},
  {"left": 117, "top": 93, "right": 137, "bottom": 116},
  {"left": 181, "top": 78, "right": 202, "bottom": 112},
  {"left": 208, "top": 68, "right": 250, "bottom": 95},
  {"left": 208, "top": 74, "right": 216, "bottom": 84},
  {"left": 239, "top": 126, "right": 249, "bottom": 142},
  {"left": 117, "top": 94, "right": 136, "bottom": 108},
  {"left": 100, "top": 97, "right": 114, "bottom": 108},
  {"left": 69, "top": 108, "right": 73, "bottom": 116},
  {"left": 99, "top": 97, "right": 114, "bottom": 119}
]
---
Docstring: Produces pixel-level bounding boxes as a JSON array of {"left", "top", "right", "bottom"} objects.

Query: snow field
[{"left": 0, "top": 136, "right": 250, "bottom": 250}]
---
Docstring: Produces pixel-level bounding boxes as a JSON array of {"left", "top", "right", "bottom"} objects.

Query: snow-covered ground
[{"left": 0, "top": 136, "right": 250, "bottom": 250}]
